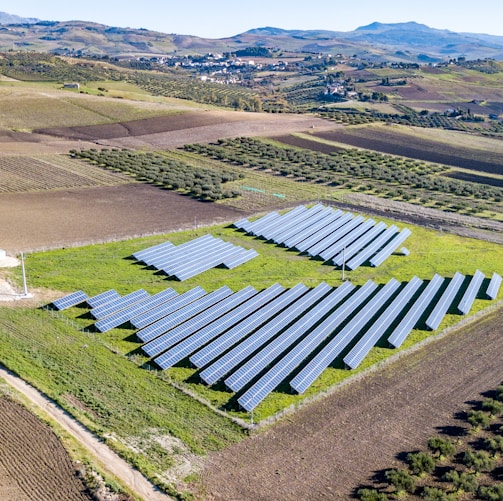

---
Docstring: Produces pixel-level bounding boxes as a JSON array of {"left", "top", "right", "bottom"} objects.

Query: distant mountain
[
  {"left": 0, "top": 13, "right": 502, "bottom": 61},
  {"left": 0, "top": 11, "right": 39, "bottom": 24}
]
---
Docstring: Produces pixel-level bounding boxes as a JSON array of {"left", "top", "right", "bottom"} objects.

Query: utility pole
[
  {"left": 342, "top": 247, "right": 346, "bottom": 281},
  {"left": 21, "top": 252, "right": 28, "bottom": 296}
]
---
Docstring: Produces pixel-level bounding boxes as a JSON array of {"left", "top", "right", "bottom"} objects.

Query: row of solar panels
[
  {"left": 51, "top": 271, "right": 501, "bottom": 412},
  {"left": 233, "top": 204, "right": 411, "bottom": 270},
  {"left": 132, "top": 234, "right": 258, "bottom": 281}
]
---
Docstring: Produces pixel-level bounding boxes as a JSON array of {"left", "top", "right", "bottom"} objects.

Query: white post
[
  {"left": 21, "top": 252, "right": 28, "bottom": 296},
  {"left": 342, "top": 247, "right": 346, "bottom": 281}
]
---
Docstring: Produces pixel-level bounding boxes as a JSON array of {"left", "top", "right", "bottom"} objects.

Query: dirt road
[
  {"left": 199, "top": 307, "right": 503, "bottom": 501},
  {"left": 0, "top": 366, "right": 171, "bottom": 501}
]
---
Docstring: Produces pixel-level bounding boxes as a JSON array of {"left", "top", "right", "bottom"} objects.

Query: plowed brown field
[
  {"left": 199, "top": 308, "right": 503, "bottom": 501},
  {"left": 0, "top": 396, "right": 90, "bottom": 501}
]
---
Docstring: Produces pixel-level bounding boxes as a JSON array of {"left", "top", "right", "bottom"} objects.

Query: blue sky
[{"left": 4, "top": 0, "right": 503, "bottom": 38}]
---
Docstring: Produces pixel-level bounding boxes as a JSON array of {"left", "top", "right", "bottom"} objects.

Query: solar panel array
[
  {"left": 51, "top": 266, "right": 498, "bottom": 413},
  {"left": 132, "top": 234, "right": 258, "bottom": 281},
  {"left": 52, "top": 290, "right": 88, "bottom": 310},
  {"left": 234, "top": 204, "right": 410, "bottom": 270}
]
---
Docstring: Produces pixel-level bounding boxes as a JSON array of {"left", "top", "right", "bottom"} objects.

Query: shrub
[
  {"left": 357, "top": 487, "right": 388, "bottom": 501},
  {"left": 443, "top": 469, "right": 478, "bottom": 492},
  {"left": 407, "top": 451, "right": 436, "bottom": 475},
  {"left": 428, "top": 437, "right": 456, "bottom": 458},
  {"left": 385, "top": 469, "right": 415, "bottom": 493},
  {"left": 482, "top": 398, "right": 503, "bottom": 416},
  {"left": 463, "top": 450, "right": 495, "bottom": 473},
  {"left": 421, "top": 486, "right": 455, "bottom": 500},
  {"left": 477, "top": 484, "right": 503, "bottom": 500},
  {"left": 467, "top": 410, "right": 491, "bottom": 429}
]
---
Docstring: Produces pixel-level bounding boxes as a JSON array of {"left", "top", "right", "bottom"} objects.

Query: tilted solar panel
[
  {"left": 199, "top": 283, "right": 312, "bottom": 385},
  {"left": 52, "top": 290, "right": 89, "bottom": 310},
  {"left": 191, "top": 284, "right": 308, "bottom": 370},
  {"left": 266, "top": 204, "right": 325, "bottom": 243},
  {"left": 290, "top": 279, "right": 399, "bottom": 394},
  {"left": 486, "top": 272, "right": 502, "bottom": 300},
  {"left": 388, "top": 274, "right": 444, "bottom": 348},
  {"left": 458, "top": 270, "right": 485, "bottom": 315},
  {"left": 256, "top": 206, "right": 308, "bottom": 240},
  {"left": 284, "top": 209, "right": 342, "bottom": 249},
  {"left": 369, "top": 228, "right": 412, "bottom": 268},
  {"left": 240, "top": 212, "right": 280, "bottom": 234},
  {"left": 152, "top": 287, "right": 258, "bottom": 368},
  {"left": 132, "top": 240, "right": 175, "bottom": 263},
  {"left": 132, "top": 286, "right": 206, "bottom": 331},
  {"left": 343, "top": 277, "right": 423, "bottom": 370},
  {"left": 222, "top": 249, "right": 259, "bottom": 269},
  {"left": 86, "top": 289, "right": 121, "bottom": 309},
  {"left": 237, "top": 281, "right": 376, "bottom": 412},
  {"left": 225, "top": 281, "right": 353, "bottom": 393},
  {"left": 425, "top": 272, "right": 465, "bottom": 330},
  {"left": 91, "top": 289, "right": 149, "bottom": 319}
]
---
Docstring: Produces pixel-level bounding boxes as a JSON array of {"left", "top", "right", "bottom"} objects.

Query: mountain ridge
[{"left": 0, "top": 12, "right": 502, "bottom": 61}]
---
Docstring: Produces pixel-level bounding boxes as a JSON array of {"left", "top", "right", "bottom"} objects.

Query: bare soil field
[
  {"left": 309, "top": 127, "right": 503, "bottom": 175},
  {"left": 0, "top": 395, "right": 91, "bottom": 501},
  {"left": 34, "top": 110, "right": 335, "bottom": 150},
  {"left": 0, "top": 183, "right": 243, "bottom": 254},
  {"left": 198, "top": 307, "right": 503, "bottom": 501},
  {"left": 444, "top": 170, "right": 503, "bottom": 188}
]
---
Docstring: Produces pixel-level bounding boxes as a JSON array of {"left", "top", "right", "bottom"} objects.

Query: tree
[
  {"left": 407, "top": 451, "right": 436, "bottom": 475},
  {"left": 467, "top": 409, "right": 490, "bottom": 429},
  {"left": 427, "top": 437, "right": 456, "bottom": 458},
  {"left": 385, "top": 469, "right": 415, "bottom": 494},
  {"left": 443, "top": 469, "right": 478, "bottom": 493},
  {"left": 357, "top": 488, "right": 388, "bottom": 501},
  {"left": 463, "top": 450, "right": 495, "bottom": 473},
  {"left": 478, "top": 484, "right": 503, "bottom": 500},
  {"left": 421, "top": 486, "right": 455, "bottom": 500}
]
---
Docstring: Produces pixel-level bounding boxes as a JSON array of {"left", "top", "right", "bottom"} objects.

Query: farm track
[
  {"left": 199, "top": 307, "right": 503, "bottom": 501},
  {"left": 0, "top": 394, "right": 91, "bottom": 501},
  {"left": 0, "top": 365, "right": 171, "bottom": 501}
]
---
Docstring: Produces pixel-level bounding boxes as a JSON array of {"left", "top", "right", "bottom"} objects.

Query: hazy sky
[{"left": 4, "top": 0, "right": 503, "bottom": 38}]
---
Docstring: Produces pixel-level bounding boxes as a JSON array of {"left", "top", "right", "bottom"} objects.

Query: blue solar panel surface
[
  {"left": 237, "top": 281, "right": 376, "bottom": 411},
  {"left": 486, "top": 272, "right": 502, "bottom": 300},
  {"left": 133, "top": 286, "right": 205, "bottom": 332},
  {"left": 91, "top": 289, "right": 149, "bottom": 319},
  {"left": 275, "top": 207, "right": 334, "bottom": 246},
  {"left": 343, "top": 277, "right": 423, "bottom": 369},
  {"left": 152, "top": 287, "right": 258, "bottom": 368},
  {"left": 199, "top": 283, "right": 316, "bottom": 385},
  {"left": 290, "top": 279, "right": 399, "bottom": 394},
  {"left": 388, "top": 274, "right": 444, "bottom": 348},
  {"left": 225, "top": 281, "right": 353, "bottom": 392},
  {"left": 267, "top": 204, "right": 325, "bottom": 243},
  {"left": 86, "top": 289, "right": 121, "bottom": 309},
  {"left": 239, "top": 211, "right": 280, "bottom": 234},
  {"left": 369, "top": 228, "right": 412, "bottom": 267},
  {"left": 425, "top": 272, "right": 465, "bottom": 330},
  {"left": 458, "top": 270, "right": 485, "bottom": 315},
  {"left": 284, "top": 209, "right": 341, "bottom": 249},
  {"left": 52, "top": 290, "right": 89, "bottom": 310},
  {"left": 191, "top": 284, "right": 307, "bottom": 370}
]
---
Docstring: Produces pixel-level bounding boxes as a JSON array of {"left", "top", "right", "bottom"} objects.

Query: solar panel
[
  {"left": 369, "top": 228, "right": 412, "bottom": 267},
  {"left": 173, "top": 250, "right": 237, "bottom": 281},
  {"left": 319, "top": 219, "right": 376, "bottom": 262},
  {"left": 283, "top": 209, "right": 342, "bottom": 249},
  {"left": 343, "top": 276, "right": 423, "bottom": 369},
  {"left": 233, "top": 217, "right": 251, "bottom": 229},
  {"left": 246, "top": 209, "right": 300, "bottom": 237},
  {"left": 290, "top": 278, "right": 399, "bottom": 394},
  {"left": 172, "top": 284, "right": 284, "bottom": 368},
  {"left": 425, "top": 272, "right": 465, "bottom": 330},
  {"left": 486, "top": 272, "right": 502, "bottom": 300},
  {"left": 132, "top": 286, "right": 206, "bottom": 330},
  {"left": 240, "top": 211, "right": 281, "bottom": 234},
  {"left": 237, "top": 280, "right": 376, "bottom": 412},
  {"left": 91, "top": 289, "right": 149, "bottom": 319},
  {"left": 191, "top": 284, "right": 308, "bottom": 370},
  {"left": 86, "top": 289, "right": 121, "bottom": 309},
  {"left": 94, "top": 288, "right": 178, "bottom": 333},
  {"left": 295, "top": 212, "right": 353, "bottom": 253},
  {"left": 152, "top": 287, "right": 258, "bottom": 368},
  {"left": 52, "top": 290, "right": 89, "bottom": 310},
  {"left": 200, "top": 282, "right": 324, "bottom": 385},
  {"left": 222, "top": 249, "right": 258, "bottom": 269},
  {"left": 255, "top": 206, "right": 308, "bottom": 240},
  {"left": 267, "top": 204, "right": 325, "bottom": 243},
  {"left": 388, "top": 274, "right": 444, "bottom": 348},
  {"left": 457, "top": 270, "right": 485, "bottom": 315},
  {"left": 225, "top": 281, "right": 354, "bottom": 392},
  {"left": 345, "top": 225, "right": 399, "bottom": 270},
  {"left": 275, "top": 207, "right": 335, "bottom": 246},
  {"left": 306, "top": 215, "right": 365, "bottom": 257},
  {"left": 132, "top": 240, "right": 175, "bottom": 262},
  {"left": 141, "top": 287, "right": 234, "bottom": 356},
  {"left": 331, "top": 222, "right": 387, "bottom": 267}
]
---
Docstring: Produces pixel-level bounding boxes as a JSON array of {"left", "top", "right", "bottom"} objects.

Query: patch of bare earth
[
  {"left": 0, "top": 396, "right": 91, "bottom": 501},
  {"left": 198, "top": 308, "right": 503, "bottom": 501},
  {"left": 0, "top": 183, "right": 244, "bottom": 253}
]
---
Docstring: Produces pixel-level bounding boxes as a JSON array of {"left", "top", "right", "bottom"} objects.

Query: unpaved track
[
  {"left": 0, "top": 366, "right": 171, "bottom": 501},
  {"left": 200, "top": 308, "right": 503, "bottom": 501}
]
